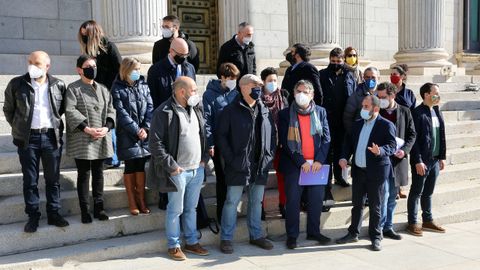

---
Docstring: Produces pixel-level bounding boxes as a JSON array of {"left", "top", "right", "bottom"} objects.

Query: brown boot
[
  {"left": 134, "top": 172, "right": 150, "bottom": 214},
  {"left": 124, "top": 173, "right": 140, "bottom": 215}
]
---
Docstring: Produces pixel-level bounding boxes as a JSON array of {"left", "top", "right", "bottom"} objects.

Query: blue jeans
[
  {"left": 407, "top": 160, "right": 439, "bottom": 224},
  {"left": 18, "top": 130, "right": 62, "bottom": 217},
  {"left": 105, "top": 128, "right": 119, "bottom": 166},
  {"left": 166, "top": 166, "right": 204, "bottom": 248},
  {"left": 221, "top": 183, "right": 265, "bottom": 241},
  {"left": 380, "top": 176, "right": 397, "bottom": 231}
]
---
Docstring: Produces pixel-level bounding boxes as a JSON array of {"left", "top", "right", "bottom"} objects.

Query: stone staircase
[{"left": 0, "top": 74, "right": 479, "bottom": 269}]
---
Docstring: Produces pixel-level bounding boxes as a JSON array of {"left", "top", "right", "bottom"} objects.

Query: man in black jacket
[
  {"left": 3, "top": 51, "right": 69, "bottom": 233},
  {"left": 319, "top": 47, "right": 356, "bottom": 192},
  {"left": 216, "top": 74, "right": 276, "bottom": 254},
  {"left": 151, "top": 15, "right": 200, "bottom": 72},
  {"left": 217, "top": 22, "right": 256, "bottom": 79},
  {"left": 281, "top": 43, "right": 323, "bottom": 105},
  {"left": 407, "top": 83, "right": 447, "bottom": 237},
  {"left": 148, "top": 38, "right": 196, "bottom": 109},
  {"left": 377, "top": 82, "right": 417, "bottom": 240}
]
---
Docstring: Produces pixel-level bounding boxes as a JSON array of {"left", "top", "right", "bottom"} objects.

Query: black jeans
[
  {"left": 348, "top": 166, "right": 385, "bottom": 241},
  {"left": 124, "top": 157, "right": 148, "bottom": 174},
  {"left": 18, "top": 130, "right": 62, "bottom": 217},
  {"left": 74, "top": 159, "right": 105, "bottom": 211},
  {"left": 213, "top": 148, "right": 227, "bottom": 222},
  {"left": 407, "top": 159, "right": 439, "bottom": 224}
]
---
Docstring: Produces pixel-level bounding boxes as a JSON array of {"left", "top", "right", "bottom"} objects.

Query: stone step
[
  {"left": 1, "top": 182, "right": 480, "bottom": 270},
  {"left": 407, "top": 82, "right": 477, "bottom": 92},
  {"left": 446, "top": 133, "right": 480, "bottom": 149},
  {"left": 442, "top": 110, "right": 480, "bottom": 122},
  {"left": 0, "top": 168, "right": 124, "bottom": 197},
  {"left": 445, "top": 120, "right": 480, "bottom": 135},
  {"left": 0, "top": 151, "right": 76, "bottom": 174},
  {"left": 440, "top": 100, "right": 480, "bottom": 111},
  {"left": 446, "top": 146, "right": 480, "bottom": 165},
  {"left": 0, "top": 187, "right": 160, "bottom": 225}
]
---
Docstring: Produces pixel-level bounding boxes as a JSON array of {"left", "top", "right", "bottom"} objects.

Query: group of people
[{"left": 3, "top": 17, "right": 447, "bottom": 261}]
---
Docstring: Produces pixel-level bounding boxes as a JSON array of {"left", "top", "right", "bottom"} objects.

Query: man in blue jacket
[
  {"left": 216, "top": 74, "right": 276, "bottom": 254},
  {"left": 406, "top": 83, "right": 447, "bottom": 237},
  {"left": 336, "top": 95, "right": 397, "bottom": 251}
]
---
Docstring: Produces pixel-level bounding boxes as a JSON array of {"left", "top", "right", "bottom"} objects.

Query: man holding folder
[
  {"left": 336, "top": 95, "right": 396, "bottom": 251},
  {"left": 278, "top": 80, "right": 331, "bottom": 249}
]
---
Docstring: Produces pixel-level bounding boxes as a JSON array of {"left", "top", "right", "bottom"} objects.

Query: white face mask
[
  {"left": 162, "top": 28, "right": 173, "bottom": 39},
  {"left": 295, "top": 92, "right": 310, "bottom": 107},
  {"left": 225, "top": 79, "right": 237, "bottom": 90},
  {"left": 28, "top": 65, "right": 45, "bottom": 79},
  {"left": 379, "top": 98, "right": 390, "bottom": 109},
  {"left": 187, "top": 94, "right": 201, "bottom": 107},
  {"left": 265, "top": 82, "right": 277, "bottom": 93},
  {"left": 242, "top": 36, "right": 253, "bottom": 45}
]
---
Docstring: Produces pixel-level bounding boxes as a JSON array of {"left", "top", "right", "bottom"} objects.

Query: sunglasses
[{"left": 347, "top": 54, "right": 357, "bottom": 57}]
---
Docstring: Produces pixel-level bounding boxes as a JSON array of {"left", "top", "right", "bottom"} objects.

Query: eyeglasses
[{"left": 347, "top": 54, "right": 357, "bottom": 57}]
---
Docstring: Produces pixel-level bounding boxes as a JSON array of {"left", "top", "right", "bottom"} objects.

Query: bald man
[
  {"left": 148, "top": 38, "right": 196, "bottom": 109},
  {"left": 3, "top": 51, "right": 69, "bottom": 232},
  {"left": 148, "top": 76, "right": 209, "bottom": 261}
]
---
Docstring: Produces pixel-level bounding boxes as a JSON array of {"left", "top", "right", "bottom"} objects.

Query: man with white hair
[
  {"left": 216, "top": 22, "right": 256, "bottom": 79},
  {"left": 3, "top": 51, "right": 69, "bottom": 232},
  {"left": 216, "top": 74, "right": 276, "bottom": 254}
]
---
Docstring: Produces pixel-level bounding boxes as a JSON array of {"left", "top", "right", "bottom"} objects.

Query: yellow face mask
[{"left": 346, "top": 56, "right": 357, "bottom": 66}]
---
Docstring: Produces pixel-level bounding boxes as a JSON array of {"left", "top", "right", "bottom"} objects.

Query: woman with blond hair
[{"left": 111, "top": 57, "right": 153, "bottom": 215}]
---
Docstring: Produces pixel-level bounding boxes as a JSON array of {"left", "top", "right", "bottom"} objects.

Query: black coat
[
  {"left": 215, "top": 97, "right": 276, "bottom": 186},
  {"left": 217, "top": 35, "right": 256, "bottom": 78},
  {"left": 94, "top": 37, "right": 122, "bottom": 90},
  {"left": 281, "top": 61, "right": 323, "bottom": 105},
  {"left": 382, "top": 104, "right": 417, "bottom": 186},
  {"left": 111, "top": 76, "right": 153, "bottom": 161},
  {"left": 148, "top": 97, "right": 209, "bottom": 192},
  {"left": 3, "top": 73, "right": 66, "bottom": 149},
  {"left": 410, "top": 103, "right": 446, "bottom": 166},
  {"left": 343, "top": 82, "right": 371, "bottom": 134},
  {"left": 342, "top": 116, "right": 397, "bottom": 182},
  {"left": 319, "top": 66, "right": 356, "bottom": 130},
  {"left": 147, "top": 56, "right": 196, "bottom": 109},
  {"left": 151, "top": 31, "right": 200, "bottom": 72}
]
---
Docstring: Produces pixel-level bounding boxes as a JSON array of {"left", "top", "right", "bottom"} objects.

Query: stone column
[
  {"left": 218, "top": 0, "right": 249, "bottom": 45},
  {"left": 92, "top": 0, "right": 168, "bottom": 64},
  {"left": 393, "top": 0, "right": 451, "bottom": 73},
  {"left": 281, "top": 0, "right": 340, "bottom": 70}
]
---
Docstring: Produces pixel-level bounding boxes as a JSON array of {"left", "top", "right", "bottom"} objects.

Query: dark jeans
[
  {"left": 284, "top": 171, "right": 325, "bottom": 238},
  {"left": 348, "top": 167, "right": 385, "bottom": 241},
  {"left": 213, "top": 148, "right": 227, "bottom": 222},
  {"left": 74, "top": 159, "right": 105, "bottom": 211},
  {"left": 407, "top": 159, "right": 439, "bottom": 224},
  {"left": 124, "top": 157, "right": 148, "bottom": 174},
  {"left": 18, "top": 130, "right": 62, "bottom": 217}
]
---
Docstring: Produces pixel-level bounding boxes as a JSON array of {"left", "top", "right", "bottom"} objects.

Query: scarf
[
  {"left": 345, "top": 64, "right": 364, "bottom": 84},
  {"left": 287, "top": 101, "right": 323, "bottom": 155},
  {"left": 262, "top": 89, "right": 286, "bottom": 125}
]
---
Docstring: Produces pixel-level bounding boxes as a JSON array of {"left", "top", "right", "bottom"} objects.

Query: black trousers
[
  {"left": 75, "top": 159, "right": 105, "bottom": 211},
  {"left": 327, "top": 126, "right": 345, "bottom": 182},
  {"left": 124, "top": 157, "right": 148, "bottom": 174},
  {"left": 213, "top": 148, "right": 227, "bottom": 223},
  {"left": 348, "top": 166, "right": 385, "bottom": 241}
]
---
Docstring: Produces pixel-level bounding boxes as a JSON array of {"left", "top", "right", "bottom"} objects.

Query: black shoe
[
  {"left": 383, "top": 229, "right": 402, "bottom": 240},
  {"left": 81, "top": 211, "right": 92, "bottom": 224},
  {"left": 220, "top": 240, "right": 234, "bottom": 254},
  {"left": 336, "top": 233, "right": 359, "bottom": 244},
  {"left": 279, "top": 204, "right": 286, "bottom": 219},
  {"left": 306, "top": 234, "right": 331, "bottom": 245},
  {"left": 249, "top": 237, "right": 274, "bottom": 250},
  {"left": 286, "top": 237, "right": 297, "bottom": 249},
  {"left": 24, "top": 216, "right": 40, "bottom": 233},
  {"left": 371, "top": 239, "right": 382, "bottom": 251},
  {"left": 335, "top": 178, "right": 351, "bottom": 187},
  {"left": 94, "top": 210, "right": 109, "bottom": 221},
  {"left": 47, "top": 213, "right": 69, "bottom": 227}
]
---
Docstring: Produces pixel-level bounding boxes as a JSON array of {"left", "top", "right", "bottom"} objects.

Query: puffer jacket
[
  {"left": 3, "top": 73, "right": 66, "bottom": 148},
  {"left": 111, "top": 76, "right": 153, "bottom": 160}
]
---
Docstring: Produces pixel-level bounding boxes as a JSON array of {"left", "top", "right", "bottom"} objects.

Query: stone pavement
[{"left": 42, "top": 220, "right": 480, "bottom": 270}]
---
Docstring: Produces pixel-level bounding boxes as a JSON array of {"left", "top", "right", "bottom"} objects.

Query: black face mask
[
  {"left": 81, "top": 35, "right": 88, "bottom": 44},
  {"left": 83, "top": 66, "right": 97, "bottom": 80},
  {"left": 286, "top": 52, "right": 296, "bottom": 65},
  {"left": 328, "top": 63, "right": 343, "bottom": 72},
  {"left": 174, "top": 54, "right": 187, "bottom": 65},
  {"left": 249, "top": 87, "right": 262, "bottom": 100}
]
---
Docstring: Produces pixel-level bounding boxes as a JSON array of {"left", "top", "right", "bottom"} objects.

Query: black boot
[
  {"left": 80, "top": 205, "right": 92, "bottom": 224},
  {"left": 93, "top": 203, "right": 109, "bottom": 221}
]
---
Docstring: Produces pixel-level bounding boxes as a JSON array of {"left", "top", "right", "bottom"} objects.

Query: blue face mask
[
  {"left": 249, "top": 87, "right": 262, "bottom": 100},
  {"left": 265, "top": 82, "right": 277, "bottom": 93},
  {"left": 130, "top": 70, "right": 140, "bottom": 81},
  {"left": 365, "top": 79, "right": 377, "bottom": 89},
  {"left": 360, "top": 109, "right": 372, "bottom": 120}
]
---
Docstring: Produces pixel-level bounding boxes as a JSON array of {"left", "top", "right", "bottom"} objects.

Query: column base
[
  {"left": 116, "top": 42, "right": 155, "bottom": 64},
  {"left": 392, "top": 49, "right": 452, "bottom": 72}
]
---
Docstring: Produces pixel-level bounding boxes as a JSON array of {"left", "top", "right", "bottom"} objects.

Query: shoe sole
[
  {"left": 335, "top": 238, "right": 359, "bottom": 244},
  {"left": 406, "top": 230, "right": 423, "bottom": 237},
  {"left": 422, "top": 227, "right": 446, "bottom": 233},
  {"left": 169, "top": 255, "right": 186, "bottom": 261},
  {"left": 184, "top": 249, "right": 209, "bottom": 256}
]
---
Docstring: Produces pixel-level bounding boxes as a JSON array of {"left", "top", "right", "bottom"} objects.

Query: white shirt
[
  {"left": 31, "top": 79, "right": 53, "bottom": 129},
  {"left": 431, "top": 108, "right": 440, "bottom": 128}
]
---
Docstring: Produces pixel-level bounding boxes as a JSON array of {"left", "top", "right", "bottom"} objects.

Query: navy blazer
[
  {"left": 342, "top": 115, "right": 397, "bottom": 182},
  {"left": 278, "top": 105, "right": 331, "bottom": 175}
]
